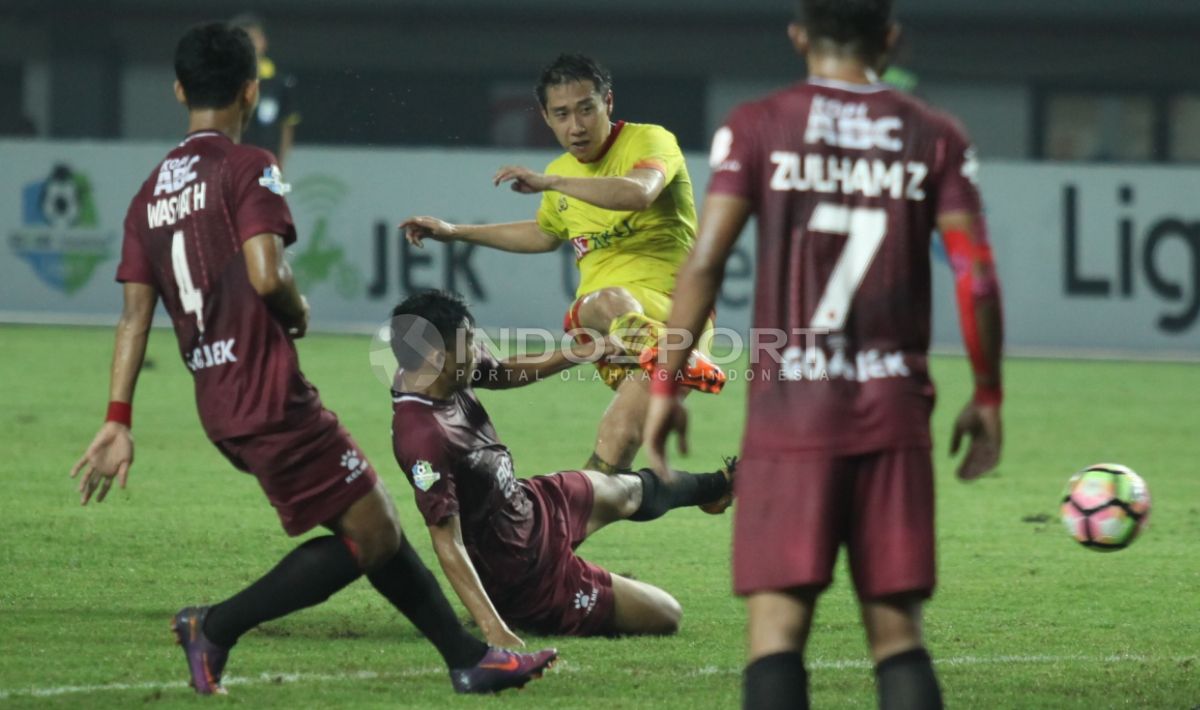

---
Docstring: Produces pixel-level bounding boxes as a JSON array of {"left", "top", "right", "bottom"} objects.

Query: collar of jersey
[
  {"left": 806, "top": 77, "right": 888, "bottom": 94},
  {"left": 577, "top": 120, "right": 626, "bottom": 164},
  {"left": 179, "top": 130, "right": 229, "bottom": 146},
  {"left": 391, "top": 390, "right": 446, "bottom": 406}
]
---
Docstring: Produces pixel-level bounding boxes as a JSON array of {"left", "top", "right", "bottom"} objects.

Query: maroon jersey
[
  {"left": 708, "top": 78, "right": 986, "bottom": 454},
  {"left": 116, "top": 130, "right": 321, "bottom": 441},
  {"left": 390, "top": 352, "right": 547, "bottom": 582}
]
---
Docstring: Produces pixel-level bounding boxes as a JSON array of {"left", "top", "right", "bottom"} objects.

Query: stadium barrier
[{"left": 1, "top": 139, "right": 1197, "bottom": 358}]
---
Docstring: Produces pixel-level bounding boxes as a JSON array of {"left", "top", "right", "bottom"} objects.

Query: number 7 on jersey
[{"left": 806, "top": 203, "right": 887, "bottom": 331}]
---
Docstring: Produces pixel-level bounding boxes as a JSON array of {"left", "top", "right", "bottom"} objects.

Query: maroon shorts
[
  {"left": 214, "top": 409, "right": 379, "bottom": 536},
  {"left": 733, "top": 447, "right": 935, "bottom": 601},
  {"left": 485, "top": 471, "right": 616, "bottom": 637}
]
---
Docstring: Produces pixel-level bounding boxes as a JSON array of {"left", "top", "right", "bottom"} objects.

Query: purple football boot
[
  {"left": 171, "top": 606, "right": 229, "bottom": 695},
  {"left": 450, "top": 646, "right": 558, "bottom": 694}
]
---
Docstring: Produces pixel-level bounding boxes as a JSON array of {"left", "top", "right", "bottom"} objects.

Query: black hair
[
  {"left": 173, "top": 22, "right": 257, "bottom": 109},
  {"left": 797, "top": 0, "right": 893, "bottom": 60},
  {"left": 390, "top": 290, "right": 474, "bottom": 359},
  {"left": 535, "top": 54, "right": 612, "bottom": 108}
]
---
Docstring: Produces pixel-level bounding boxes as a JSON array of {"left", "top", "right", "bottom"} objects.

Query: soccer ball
[{"left": 1060, "top": 463, "right": 1151, "bottom": 551}]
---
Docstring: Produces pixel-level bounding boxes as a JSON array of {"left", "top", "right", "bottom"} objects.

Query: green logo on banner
[
  {"left": 290, "top": 174, "right": 362, "bottom": 298},
  {"left": 9, "top": 164, "right": 114, "bottom": 295}
]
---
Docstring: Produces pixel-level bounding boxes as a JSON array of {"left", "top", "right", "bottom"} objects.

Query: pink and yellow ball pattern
[{"left": 1061, "top": 463, "right": 1151, "bottom": 551}]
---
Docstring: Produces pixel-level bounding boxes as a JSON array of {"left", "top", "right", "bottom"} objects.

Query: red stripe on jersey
[{"left": 632, "top": 158, "right": 667, "bottom": 175}]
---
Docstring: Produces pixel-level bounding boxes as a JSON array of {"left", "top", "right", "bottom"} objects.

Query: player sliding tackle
[
  {"left": 68, "top": 21, "right": 554, "bottom": 696},
  {"left": 388, "top": 290, "right": 734, "bottom": 641},
  {"left": 402, "top": 54, "right": 724, "bottom": 475},
  {"left": 645, "top": 1, "right": 1004, "bottom": 708}
]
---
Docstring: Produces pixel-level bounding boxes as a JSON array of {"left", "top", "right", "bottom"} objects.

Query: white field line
[{"left": 1, "top": 653, "right": 1194, "bottom": 700}]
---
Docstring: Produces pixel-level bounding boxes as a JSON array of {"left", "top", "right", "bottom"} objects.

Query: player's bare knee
[
  {"left": 344, "top": 495, "right": 402, "bottom": 571},
  {"left": 612, "top": 472, "right": 643, "bottom": 518},
  {"left": 651, "top": 592, "right": 683, "bottom": 635},
  {"left": 579, "top": 287, "right": 642, "bottom": 330},
  {"left": 354, "top": 521, "right": 401, "bottom": 571}
]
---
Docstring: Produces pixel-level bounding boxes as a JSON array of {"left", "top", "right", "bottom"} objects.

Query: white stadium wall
[{"left": 1, "top": 139, "right": 1198, "bottom": 359}]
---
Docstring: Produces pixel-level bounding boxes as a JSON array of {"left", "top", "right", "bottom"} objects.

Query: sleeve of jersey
[
  {"left": 706, "top": 106, "right": 758, "bottom": 201},
  {"left": 535, "top": 190, "right": 569, "bottom": 240},
  {"left": 626, "top": 125, "right": 682, "bottom": 183},
  {"left": 115, "top": 202, "right": 154, "bottom": 285},
  {"left": 400, "top": 430, "right": 460, "bottom": 526},
  {"left": 230, "top": 149, "right": 298, "bottom": 246},
  {"left": 934, "top": 119, "right": 983, "bottom": 216}
]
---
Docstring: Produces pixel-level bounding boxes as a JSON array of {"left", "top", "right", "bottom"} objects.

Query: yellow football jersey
[{"left": 536, "top": 121, "right": 697, "bottom": 298}]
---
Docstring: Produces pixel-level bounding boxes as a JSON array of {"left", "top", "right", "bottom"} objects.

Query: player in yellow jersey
[{"left": 402, "top": 54, "right": 725, "bottom": 475}]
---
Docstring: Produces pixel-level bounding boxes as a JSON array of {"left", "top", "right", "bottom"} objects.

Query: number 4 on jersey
[
  {"left": 807, "top": 203, "right": 887, "bottom": 330},
  {"left": 171, "top": 229, "right": 205, "bottom": 334}
]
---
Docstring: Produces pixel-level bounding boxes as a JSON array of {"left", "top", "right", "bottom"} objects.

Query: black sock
[
  {"left": 875, "top": 648, "right": 943, "bottom": 710},
  {"left": 744, "top": 651, "right": 808, "bottom": 710},
  {"left": 367, "top": 536, "right": 488, "bottom": 669},
  {"left": 627, "top": 468, "right": 729, "bottom": 521},
  {"left": 203, "top": 536, "right": 362, "bottom": 648}
]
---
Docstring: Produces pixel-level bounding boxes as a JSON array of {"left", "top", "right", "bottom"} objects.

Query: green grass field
[{"left": 1, "top": 324, "right": 1197, "bottom": 708}]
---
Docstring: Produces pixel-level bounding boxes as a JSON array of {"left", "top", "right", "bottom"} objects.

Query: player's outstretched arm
[
  {"left": 645, "top": 194, "right": 752, "bottom": 479},
  {"left": 427, "top": 515, "right": 525, "bottom": 649},
  {"left": 939, "top": 211, "right": 1004, "bottom": 481},
  {"left": 494, "top": 165, "right": 666, "bottom": 212},
  {"left": 70, "top": 282, "right": 158, "bottom": 505},
  {"left": 401, "top": 216, "right": 559, "bottom": 254},
  {"left": 479, "top": 337, "right": 620, "bottom": 390},
  {"left": 244, "top": 233, "right": 309, "bottom": 338}
]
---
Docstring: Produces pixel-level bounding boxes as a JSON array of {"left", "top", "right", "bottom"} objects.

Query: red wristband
[
  {"left": 106, "top": 401, "right": 132, "bottom": 427},
  {"left": 649, "top": 368, "right": 681, "bottom": 397},
  {"left": 973, "top": 386, "right": 1003, "bottom": 406}
]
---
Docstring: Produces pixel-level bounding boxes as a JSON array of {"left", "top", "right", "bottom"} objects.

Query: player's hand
[
  {"left": 493, "top": 166, "right": 556, "bottom": 194},
  {"left": 644, "top": 392, "right": 689, "bottom": 482},
  {"left": 950, "top": 401, "right": 1002, "bottom": 481},
  {"left": 401, "top": 216, "right": 458, "bottom": 248},
  {"left": 288, "top": 295, "right": 310, "bottom": 339},
  {"left": 485, "top": 625, "right": 526, "bottom": 649},
  {"left": 70, "top": 422, "right": 134, "bottom": 505}
]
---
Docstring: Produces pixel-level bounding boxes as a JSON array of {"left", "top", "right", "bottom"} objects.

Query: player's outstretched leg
[
  {"left": 862, "top": 595, "right": 942, "bottom": 710},
  {"left": 744, "top": 589, "right": 818, "bottom": 710},
  {"left": 581, "top": 465, "right": 732, "bottom": 534},
  {"left": 571, "top": 287, "right": 725, "bottom": 392},
  {"left": 570, "top": 288, "right": 724, "bottom": 473},
  {"left": 174, "top": 484, "right": 395, "bottom": 694},
  {"left": 587, "top": 377, "right": 650, "bottom": 473}
]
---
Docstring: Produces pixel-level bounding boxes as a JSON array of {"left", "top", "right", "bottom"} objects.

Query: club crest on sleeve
[
  {"left": 412, "top": 460, "right": 441, "bottom": 491},
  {"left": 258, "top": 165, "right": 292, "bottom": 195}
]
